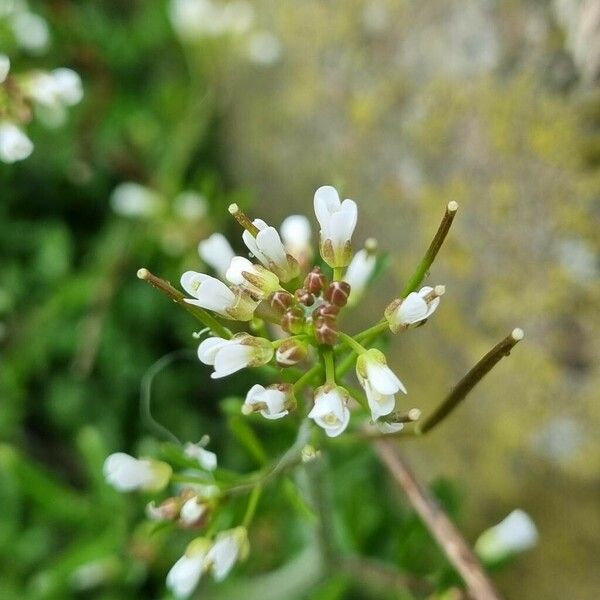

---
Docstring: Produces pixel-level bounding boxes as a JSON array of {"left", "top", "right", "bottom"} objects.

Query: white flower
[
  {"left": 181, "top": 270, "right": 257, "bottom": 321},
  {"left": 51, "top": 68, "right": 83, "bottom": 105},
  {"left": 167, "top": 538, "right": 211, "bottom": 599},
  {"left": 103, "top": 453, "right": 171, "bottom": 492},
  {"left": 308, "top": 385, "right": 351, "bottom": 437},
  {"left": 0, "top": 54, "right": 10, "bottom": 84},
  {"left": 226, "top": 256, "right": 280, "bottom": 298},
  {"left": 242, "top": 218, "right": 299, "bottom": 282},
  {"left": 247, "top": 31, "right": 282, "bottom": 65},
  {"left": 475, "top": 510, "right": 538, "bottom": 563},
  {"left": 10, "top": 11, "right": 50, "bottom": 54},
  {"left": 344, "top": 243, "right": 377, "bottom": 305},
  {"left": 184, "top": 442, "right": 218, "bottom": 471},
  {"left": 198, "top": 233, "right": 236, "bottom": 279},
  {"left": 280, "top": 214, "right": 313, "bottom": 263},
  {"left": 205, "top": 527, "right": 249, "bottom": 581},
  {"left": 197, "top": 334, "right": 273, "bottom": 378},
  {"left": 0, "top": 122, "right": 34, "bottom": 163},
  {"left": 242, "top": 383, "right": 292, "bottom": 420},
  {"left": 313, "top": 185, "right": 358, "bottom": 268},
  {"left": 376, "top": 421, "right": 404, "bottom": 434},
  {"left": 174, "top": 190, "right": 207, "bottom": 220},
  {"left": 110, "top": 182, "right": 162, "bottom": 218},
  {"left": 385, "top": 285, "right": 444, "bottom": 333},
  {"left": 179, "top": 497, "right": 207, "bottom": 527},
  {"left": 356, "top": 349, "right": 406, "bottom": 420}
]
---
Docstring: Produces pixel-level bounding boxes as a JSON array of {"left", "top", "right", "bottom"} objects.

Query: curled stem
[
  {"left": 402, "top": 201, "right": 458, "bottom": 296},
  {"left": 416, "top": 328, "right": 524, "bottom": 435},
  {"left": 137, "top": 268, "right": 231, "bottom": 339}
]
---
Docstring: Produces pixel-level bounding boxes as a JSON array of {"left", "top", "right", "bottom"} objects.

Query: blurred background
[{"left": 1, "top": 0, "right": 599, "bottom": 598}]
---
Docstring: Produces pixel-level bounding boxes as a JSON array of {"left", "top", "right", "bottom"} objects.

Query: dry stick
[
  {"left": 374, "top": 441, "right": 502, "bottom": 600},
  {"left": 416, "top": 328, "right": 524, "bottom": 435},
  {"left": 136, "top": 268, "right": 231, "bottom": 339}
]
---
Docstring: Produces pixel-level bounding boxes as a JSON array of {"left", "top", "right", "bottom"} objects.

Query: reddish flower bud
[
  {"left": 281, "top": 307, "right": 305, "bottom": 334},
  {"left": 313, "top": 303, "right": 340, "bottom": 320},
  {"left": 295, "top": 288, "right": 315, "bottom": 307},
  {"left": 269, "top": 290, "right": 293, "bottom": 315},
  {"left": 314, "top": 316, "right": 338, "bottom": 345},
  {"left": 325, "top": 281, "right": 351, "bottom": 307},
  {"left": 304, "top": 267, "right": 328, "bottom": 295}
]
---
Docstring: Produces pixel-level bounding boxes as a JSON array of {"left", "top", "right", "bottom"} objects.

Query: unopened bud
[
  {"left": 268, "top": 290, "right": 293, "bottom": 315},
  {"left": 314, "top": 315, "right": 338, "bottom": 345},
  {"left": 304, "top": 267, "right": 327, "bottom": 295},
  {"left": 313, "top": 303, "right": 340, "bottom": 320},
  {"left": 295, "top": 288, "right": 315, "bottom": 306},
  {"left": 325, "top": 281, "right": 351, "bottom": 307},
  {"left": 301, "top": 445, "right": 320, "bottom": 463},
  {"left": 281, "top": 306, "right": 305, "bottom": 334},
  {"left": 276, "top": 338, "right": 309, "bottom": 366},
  {"left": 146, "top": 497, "right": 181, "bottom": 522}
]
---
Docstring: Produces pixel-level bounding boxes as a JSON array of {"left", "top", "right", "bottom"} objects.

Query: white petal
[
  {"left": 51, "top": 68, "right": 83, "bottom": 105},
  {"left": 345, "top": 249, "right": 376, "bottom": 292},
  {"left": 207, "top": 536, "right": 239, "bottom": 581},
  {"left": 324, "top": 406, "right": 350, "bottom": 437},
  {"left": 103, "top": 453, "right": 152, "bottom": 491},
  {"left": 197, "top": 337, "right": 230, "bottom": 365},
  {"left": 212, "top": 344, "right": 253, "bottom": 378},
  {"left": 364, "top": 384, "right": 396, "bottom": 420},
  {"left": 199, "top": 233, "right": 235, "bottom": 278},
  {"left": 166, "top": 554, "right": 205, "bottom": 599},
  {"left": 255, "top": 226, "right": 287, "bottom": 267},
  {"left": 184, "top": 443, "right": 218, "bottom": 471},
  {"left": 0, "top": 122, "right": 34, "bottom": 163},
  {"left": 225, "top": 256, "right": 254, "bottom": 286},
  {"left": 365, "top": 361, "right": 406, "bottom": 395},
  {"left": 398, "top": 292, "right": 429, "bottom": 324},
  {"left": 242, "top": 229, "right": 268, "bottom": 264},
  {"left": 0, "top": 55, "right": 10, "bottom": 84},
  {"left": 180, "top": 497, "right": 206, "bottom": 526},
  {"left": 281, "top": 215, "right": 311, "bottom": 255},
  {"left": 193, "top": 277, "right": 236, "bottom": 314},
  {"left": 314, "top": 185, "right": 341, "bottom": 231},
  {"left": 328, "top": 200, "right": 357, "bottom": 247}
]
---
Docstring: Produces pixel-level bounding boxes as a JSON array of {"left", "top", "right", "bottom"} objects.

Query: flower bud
[
  {"left": 147, "top": 497, "right": 181, "bottom": 522},
  {"left": 325, "top": 281, "right": 351, "bottom": 307},
  {"left": 313, "top": 303, "right": 340, "bottom": 320},
  {"left": 281, "top": 306, "right": 305, "bottom": 334},
  {"left": 314, "top": 315, "right": 338, "bottom": 345},
  {"left": 304, "top": 267, "right": 327, "bottom": 295},
  {"left": 275, "top": 337, "right": 309, "bottom": 366},
  {"left": 179, "top": 496, "right": 209, "bottom": 529},
  {"left": 268, "top": 290, "right": 293, "bottom": 315},
  {"left": 242, "top": 383, "right": 295, "bottom": 419},
  {"left": 294, "top": 288, "right": 315, "bottom": 307},
  {"left": 384, "top": 285, "right": 444, "bottom": 332}
]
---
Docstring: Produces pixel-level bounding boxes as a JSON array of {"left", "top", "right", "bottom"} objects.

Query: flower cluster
[
  {"left": 106, "top": 185, "right": 448, "bottom": 596},
  {"left": 0, "top": 47, "right": 83, "bottom": 163}
]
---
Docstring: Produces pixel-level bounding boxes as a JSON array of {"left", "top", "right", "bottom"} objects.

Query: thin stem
[
  {"left": 137, "top": 268, "right": 231, "bottom": 339},
  {"left": 242, "top": 484, "right": 263, "bottom": 528},
  {"left": 416, "top": 328, "right": 524, "bottom": 435},
  {"left": 272, "top": 334, "right": 307, "bottom": 349},
  {"left": 333, "top": 266, "right": 344, "bottom": 282},
  {"left": 402, "top": 201, "right": 458, "bottom": 297},
  {"left": 374, "top": 442, "right": 502, "bottom": 600},
  {"left": 293, "top": 364, "right": 322, "bottom": 394},
  {"left": 337, "top": 331, "right": 367, "bottom": 355},
  {"left": 322, "top": 347, "right": 336, "bottom": 384}
]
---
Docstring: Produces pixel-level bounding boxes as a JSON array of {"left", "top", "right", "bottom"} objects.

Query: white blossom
[
  {"left": 376, "top": 421, "right": 404, "bottom": 434},
  {"left": 179, "top": 496, "right": 207, "bottom": 527},
  {"left": 344, "top": 244, "right": 377, "bottom": 305},
  {"left": 0, "top": 54, "right": 10, "bottom": 84},
  {"left": 226, "top": 256, "right": 280, "bottom": 298},
  {"left": 166, "top": 538, "right": 211, "bottom": 599},
  {"left": 110, "top": 182, "right": 162, "bottom": 218},
  {"left": 10, "top": 11, "right": 50, "bottom": 54},
  {"left": 313, "top": 185, "right": 358, "bottom": 268},
  {"left": 475, "top": 510, "right": 538, "bottom": 563},
  {"left": 184, "top": 442, "right": 217, "bottom": 471},
  {"left": 103, "top": 452, "right": 171, "bottom": 492},
  {"left": 0, "top": 122, "right": 34, "bottom": 163},
  {"left": 356, "top": 349, "right": 406, "bottom": 420},
  {"left": 385, "top": 285, "right": 444, "bottom": 333},
  {"left": 198, "top": 233, "right": 236, "bottom": 279},
  {"left": 308, "top": 385, "right": 351, "bottom": 437},
  {"left": 242, "top": 383, "right": 291, "bottom": 420},
  {"left": 181, "top": 270, "right": 257, "bottom": 320},
  {"left": 280, "top": 214, "right": 313, "bottom": 264},
  {"left": 205, "top": 527, "right": 248, "bottom": 581},
  {"left": 242, "top": 217, "right": 299, "bottom": 282},
  {"left": 51, "top": 68, "right": 84, "bottom": 106},
  {"left": 197, "top": 334, "right": 273, "bottom": 378}
]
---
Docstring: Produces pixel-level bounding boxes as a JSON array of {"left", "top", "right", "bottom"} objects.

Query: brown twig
[{"left": 375, "top": 441, "right": 502, "bottom": 600}]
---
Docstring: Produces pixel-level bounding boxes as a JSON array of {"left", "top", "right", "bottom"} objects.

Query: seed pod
[
  {"left": 276, "top": 338, "right": 309, "bottom": 367},
  {"left": 314, "top": 315, "right": 338, "bottom": 345},
  {"left": 304, "top": 267, "right": 327, "bottom": 295},
  {"left": 295, "top": 288, "right": 315, "bottom": 307},
  {"left": 269, "top": 290, "right": 293, "bottom": 315},
  {"left": 281, "top": 306, "right": 305, "bottom": 334},
  {"left": 325, "top": 281, "right": 351, "bottom": 308}
]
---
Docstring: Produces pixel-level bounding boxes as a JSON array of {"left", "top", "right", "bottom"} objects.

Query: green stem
[
  {"left": 337, "top": 331, "right": 367, "bottom": 355},
  {"left": 333, "top": 266, "right": 344, "bottom": 282},
  {"left": 137, "top": 268, "right": 231, "bottom": 339},
  {"left": 402, "top": 201, "right": 458, "bottom": 297},
  {"left": 354, "top": 320, "right": 388, "bottom": 344},
  {"left": 293, "top": 364, "right": 322, "bottom": 394},
  {"left": 322, "top": 347, "right": 336, "bottom": 384},
  {"left": 242, "top": 484, "right": 263, "bottom": 528}
]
